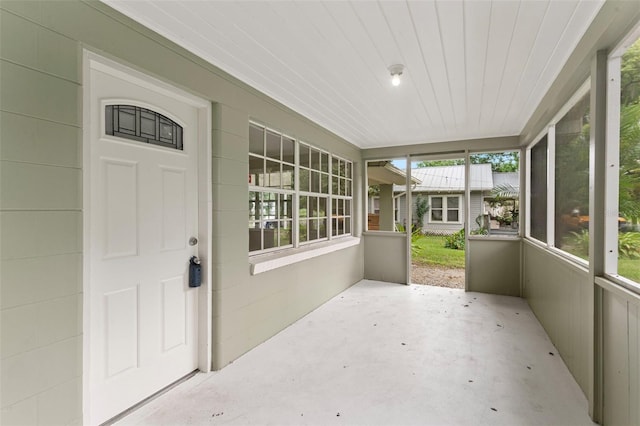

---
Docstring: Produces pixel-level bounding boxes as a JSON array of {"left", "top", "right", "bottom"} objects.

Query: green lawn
[
  {"left": 412, "top": 234, "right": 640, "bottom": 282},
  {"left": 561, "top": 234, "right": 640, "bottom": 283},
  {"left": 413, "top": 235, "right": 465, "bottom": 269},
  {"left": 618, "top": 258, "right": 640, "bottom": 282}
]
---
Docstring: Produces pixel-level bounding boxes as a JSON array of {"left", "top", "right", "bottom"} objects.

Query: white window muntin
[
  {"left": 249, "top": 122, "right": 353, "bottom": 255},
  {"left": 249, "top": 123, "right": 295, "bottom": 190},
  {"left": 428, "top": 195, "right": 462, "bottom": 224},
  {"left": 330, "top": 153, "right": 353, "bottom": 238},
  {"left": 249, "top": 188, "right": 295, "bottom": 255}
]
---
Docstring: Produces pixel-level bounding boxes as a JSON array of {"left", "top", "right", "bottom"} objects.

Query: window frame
[
  {"left": 248, "top": 123, "right": 296, "bottom": 254},
  {"left": 427, "top": 195, "right": 462, "bottom": 224},
  {"left": 298, "top": 142, "right": 330, "bottom": 245},
  {"left": 330, "top": 154, "right": 353, "bottom": 238},
  {"left": 524, "top": 80, "right": 591, "bottom": 267},
  {"left": 603, "top": 29, "right": 640, "bottom": 293},
  {"left": 248, "top": 121, "right": 353, "bottom": 256},
  {"left": 526, "top": 134, "right": 549, "bottom": 244}
]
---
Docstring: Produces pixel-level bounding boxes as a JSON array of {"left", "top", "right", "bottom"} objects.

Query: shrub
[
  {"left": 396, "top": 223, "right": 424, "bottom": 257},
  {"left": 444, "top": 229, "right": 465, "bottom": 250},
  {"left": 569, "top": 230, "right": 590, "bottom": 256},
  {"left": 569, "top": 230, "right": 640, "bottom": 259},
  {"left": 619, "top": 231, "right": 640, "bottom": 259},
  {"left": 470, "top": 227, "right": 488, "bottom": 235}
]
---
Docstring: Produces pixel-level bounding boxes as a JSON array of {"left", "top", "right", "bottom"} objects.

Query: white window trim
[
  {"left": 250, "top": 236, "right": 360, "bottom": 275},
  {"left": 427, "top": 195, "right": 462, "bottom": 224}
]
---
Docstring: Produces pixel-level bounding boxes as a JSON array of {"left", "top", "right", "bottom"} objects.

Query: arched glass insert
[{"left": 105, "top": 105, "right": 183, "bottom": 150}]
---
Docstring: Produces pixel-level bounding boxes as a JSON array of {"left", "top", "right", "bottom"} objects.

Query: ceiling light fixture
[{"left": 388, "top": 64, "right": 404, "bottom": 87}]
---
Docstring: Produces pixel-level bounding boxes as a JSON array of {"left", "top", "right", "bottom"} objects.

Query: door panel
[
  {"left": 105, "top": 286, "right": 138, "bottom": 377},
  {"left": 160, "top": 167, "right": 187, "bottom": 251},
  {"left": 162, "top": 276, "right": 187, "bottom": 351},
  {"left": 103, "top": 159, "right": 138, "bottom": 258},
  {"left": 88, "top": 63, "right": 199, "bottom": 424}
]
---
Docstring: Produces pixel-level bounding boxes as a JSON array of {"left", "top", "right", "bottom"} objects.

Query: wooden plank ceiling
[{"left": 104, "top": 0, "right": 603, "bottom": 148}]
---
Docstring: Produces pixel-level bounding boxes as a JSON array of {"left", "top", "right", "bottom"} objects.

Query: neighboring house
[{"left": 395, "top": 165, "right": 519, "bottom": 235}]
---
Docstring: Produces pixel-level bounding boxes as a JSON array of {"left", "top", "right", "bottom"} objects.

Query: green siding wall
[
  {"left": 363, "top": 232, "right": 407, "bottom": 284},
  {"left": 468, "top": 239, "right": 521, "bottom": 297},
  {"left": 0, "top": 1, "right": 362, "bottom": 424},
  {"left": 523, "top": 242, "right": 592, "bottom": 403},
  {"left": 601, "top": 284, "right": 640, "bottom": 426},
  {"left": 1, "top": 5, "right": 83, "bottom": 425}
]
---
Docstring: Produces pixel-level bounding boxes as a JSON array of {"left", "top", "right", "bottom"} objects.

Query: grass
[
  {"left": 412, "top": 234, "right": 640, "bottom": 282},
  {"left": 413, "top": 235, "right": 465, "bottom": 269},
  {"left": 617, "top": 258, "right": 640, "bottom": 283},
  {"left": 561, "top": 233, "right": 640, "bottom": 282}
]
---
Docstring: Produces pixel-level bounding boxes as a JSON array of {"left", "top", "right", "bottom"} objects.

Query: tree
[
  {"left": 470, "top": 152, "right": 519, "bottom": 172},
  {"left": 621, "top": 39, "right": 640, "bottom": 106},
  {"left": 416, "top": 152, "right": 519, "bottom": 172},
  {"left": 414, "top": 194, "right": 429, "bottom": 229},
  {"left": 416, "top": 159, "right": 464, "bottom": 168},
  {"left": 619, "top": 38, "right": 640, "bottom": 223},
  {"left": 619, "top": 103, "right": 640, "bottom": 222}
]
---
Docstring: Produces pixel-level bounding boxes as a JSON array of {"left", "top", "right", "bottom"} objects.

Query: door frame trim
[{"left": 81, "top": 50, "right": 212, "bottom": 424}]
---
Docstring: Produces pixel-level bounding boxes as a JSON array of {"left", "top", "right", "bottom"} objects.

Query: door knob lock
[{"left": 189, "top": 256, "right": 202, "bottom": 287}]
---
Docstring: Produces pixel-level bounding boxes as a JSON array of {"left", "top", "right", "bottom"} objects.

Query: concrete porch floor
[{"left": 116, "top": 280, "right": 594, "bottom": 425}]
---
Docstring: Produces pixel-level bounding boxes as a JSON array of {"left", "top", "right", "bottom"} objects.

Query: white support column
[
  {"left": 547, "top": 125, "right": 556, "bottom": 248},
  {"left": 590, "top": 49, "right": 609, "bottom": 423},
  {"left": 405, "top": 155, "right": 412, "bottom": 285},
  {"left": 464, "top": 150, "right": 470, "bottom": 291}
]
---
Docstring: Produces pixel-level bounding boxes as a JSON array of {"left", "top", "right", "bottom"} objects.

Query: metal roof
[{"left": 395, "top": 164, "right": 493, "bottom": 192}]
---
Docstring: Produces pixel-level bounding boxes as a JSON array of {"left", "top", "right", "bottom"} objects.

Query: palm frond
[{"left": 491, "top": 183, "right": 519, "bottom": 199}]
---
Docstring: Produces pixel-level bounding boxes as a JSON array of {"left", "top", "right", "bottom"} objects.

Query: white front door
[{"left": 87, "top": 60, "right": 200, "bottom": 424}]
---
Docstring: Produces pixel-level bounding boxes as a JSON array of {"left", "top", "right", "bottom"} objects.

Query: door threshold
[{"left": 101, "top": 370, "right": 199, "bottom": 425}]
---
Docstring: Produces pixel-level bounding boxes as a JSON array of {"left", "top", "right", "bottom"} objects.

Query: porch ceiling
[{"left": 103, "top": 0, "right": 603, "bottom": 149}]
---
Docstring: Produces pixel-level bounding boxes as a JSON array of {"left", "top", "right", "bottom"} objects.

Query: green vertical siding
[{"left": 523, "top": 242, "right": 591, "bottom": 400}]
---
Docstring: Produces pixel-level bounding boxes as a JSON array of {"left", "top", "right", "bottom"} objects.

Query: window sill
[
  {"left": 363, "top": 231, "right": 405, "bottom": 237},
  {"left": 249, "top": 236, "right": 361, "bottom": 275},
  {"left": 522, "top": 238, "right": 589, "bottom": 274},
  {"left": 468, "top": 234, "right": 521, "bottom": 241}
]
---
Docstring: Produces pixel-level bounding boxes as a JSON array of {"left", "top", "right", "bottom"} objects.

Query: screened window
[
  {"left": 608, "top": 35, "right": 640, "bottom": 285},
  {"left": 530, "top": 136, "right": 548, "bottom": 243},
  {"left": 554, "top": 92, "right": 590, "bottom": 261},
  {"left": 468, "top": 151, "right": 520, "bottom": 236},
  {"left": 429, "top": 196, "right": 461, "bottom": 223}
]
